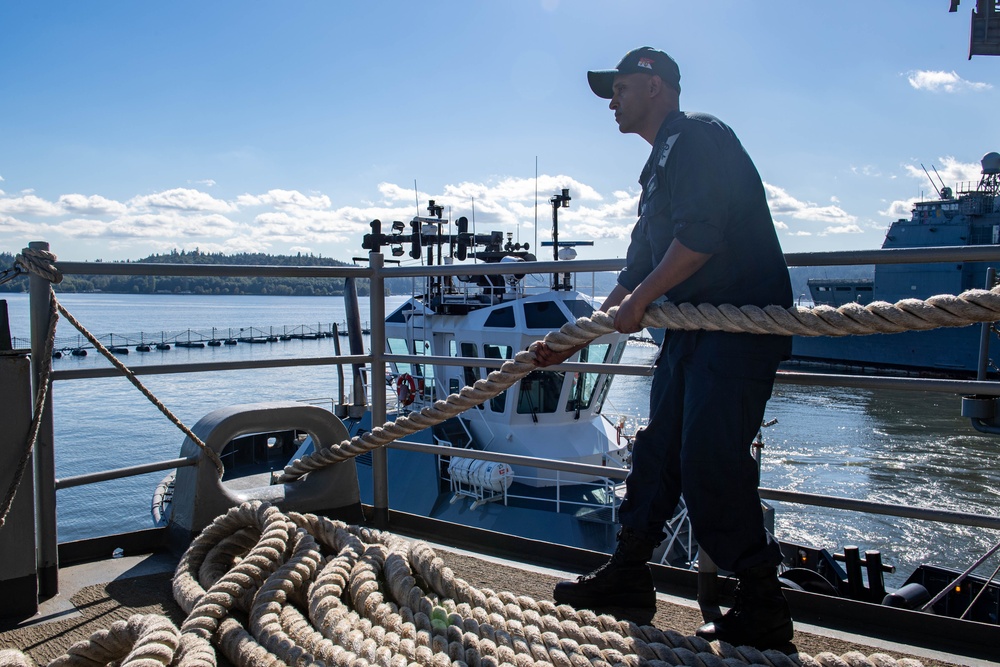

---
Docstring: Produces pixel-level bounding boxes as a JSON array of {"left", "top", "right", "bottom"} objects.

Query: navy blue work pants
[{"left": 618, "top": 329, "right": 789, "bottom": 573}]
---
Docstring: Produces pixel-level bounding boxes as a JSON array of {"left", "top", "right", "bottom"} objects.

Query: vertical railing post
[
  {"left": 344, "top": 277, "right": 367, "bottom": 414},
  {"left": 0, "top": 298, "right": 39, "bottom": 617},
  {"left": 28, "top": 240, "right": 58, "bottom": 597},
  {"left": 977, "top": 267, "right": 996, "bottom": 381},
  {"left": 368, "top": 253, "right": 389, "bottom": 527}
]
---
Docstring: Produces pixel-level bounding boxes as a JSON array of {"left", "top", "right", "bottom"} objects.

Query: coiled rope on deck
[{"left": 0, "top": 500, "right": 928, "bottom": 667}]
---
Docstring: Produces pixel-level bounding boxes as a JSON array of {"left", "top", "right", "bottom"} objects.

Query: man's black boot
[
  {"left": 695, "top": 564, "right": 793, "bottom": 649},
  {"left": 553, "top": 528, "right": 658, "bottom": 609}
]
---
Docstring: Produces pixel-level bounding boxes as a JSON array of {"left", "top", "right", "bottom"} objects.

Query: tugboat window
[
  {"left": 484, "top": 306, "right": 516, "bottom": 328},
  {"left": 413, "top": 339, "right": 432, "bottom": 400},
  {"left": 483, "top": 344, "right": 512, "bottom": 412},
  {"left": 524, "top": 301, "right": 569, "bottom": 329},
  {"left": 517, "top": 370, "right": 564, "bottom": 415},
  {"left": 592, "top": 341, "right": 627, "bottom": 413},
  {"left": 387, "top": 338, "right": 412, "bottom": 374},
  {"left": 564, "top": 299, "right": 596, "bottom": 319},
  {"left": 460, "top": 342, "right": 483, "bottom": 410},
  {"left": 385, "top": 303, "right": 413, "bottom": 323},
  {"left": 566, "top": 343, "right": 609, "bottom": 412}
]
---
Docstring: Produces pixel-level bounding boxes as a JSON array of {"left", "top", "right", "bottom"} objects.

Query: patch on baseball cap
[{"left": 587, "top": 47, "right": 681, "bottom": 99}]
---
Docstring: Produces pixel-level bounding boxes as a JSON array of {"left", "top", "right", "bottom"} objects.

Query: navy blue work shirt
[{"left": 618, "top": 110, "right": 792, "bottom": 310}]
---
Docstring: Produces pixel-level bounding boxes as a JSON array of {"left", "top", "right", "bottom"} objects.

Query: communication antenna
[
  {"left": 921, "top": 164, "right": 943, "bottom": 199},
  {"left": 534, "top": 157, "right": 538, "bottom": 256},
  {"left": 471, "top": 196, "right": 478, "bottom": 264},
  {"left": 931, "top": 165, "right": 949, "bottom": 194}
]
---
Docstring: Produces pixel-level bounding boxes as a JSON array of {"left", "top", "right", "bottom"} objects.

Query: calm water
[{"left": 3, "top": 292, "right": 999, "bottom": 587}]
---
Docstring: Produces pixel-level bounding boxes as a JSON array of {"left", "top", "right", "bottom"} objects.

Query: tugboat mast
[{"left": 542, "top": 188, "right": 593, "bottom": 291}]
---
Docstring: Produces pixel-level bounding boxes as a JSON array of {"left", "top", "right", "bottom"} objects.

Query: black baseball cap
[{"left": 587, "top": 47, "right": 681, "bottom": 99}]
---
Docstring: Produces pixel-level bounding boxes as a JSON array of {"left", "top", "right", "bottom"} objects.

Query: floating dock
[{"left": 11, "top": 322, "right": 371, "bottom": 356}]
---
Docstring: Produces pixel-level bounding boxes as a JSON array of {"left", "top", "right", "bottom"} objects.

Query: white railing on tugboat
[{"left": 11, "top": 239, "right": 1000, "bottom": 600}]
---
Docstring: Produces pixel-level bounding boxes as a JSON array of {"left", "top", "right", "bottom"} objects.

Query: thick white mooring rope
[
  {"left": 279, "top": 286, "right": 1000, "bottom": 482},
  {"left": 0, "top": 501, "right": 928, "bottom": 667}
]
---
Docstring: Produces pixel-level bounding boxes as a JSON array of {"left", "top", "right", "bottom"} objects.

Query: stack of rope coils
[{"left": 0, "top": 501, "right": 927, "bottom": 667}]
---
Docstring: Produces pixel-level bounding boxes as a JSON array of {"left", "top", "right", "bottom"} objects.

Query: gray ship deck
[{"left": 1, "top": 513, "right": 994, "bottom": 667}]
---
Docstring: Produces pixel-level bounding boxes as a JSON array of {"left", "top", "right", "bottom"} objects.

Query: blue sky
[{"left": 1, "top": 1, "right": 997, "bottom": 264}]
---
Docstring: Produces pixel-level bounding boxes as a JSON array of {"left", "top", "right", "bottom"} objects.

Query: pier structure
[{"left": 11, "top": 321, "right": 369, "bottom": 357}]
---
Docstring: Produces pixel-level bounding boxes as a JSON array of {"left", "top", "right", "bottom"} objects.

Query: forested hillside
[
  {"left": 1, "top": 249, "right": 866, "bottom": 301},
  {"left": 0, "top": 250, "right": 416, "bottom": 296}
]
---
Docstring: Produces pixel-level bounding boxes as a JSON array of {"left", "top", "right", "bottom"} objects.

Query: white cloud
[
  {"left": 881, "top": 156, "right": 986, "bottom": 218},
  {"left": 237, "top": 189, "right": 332, "bottom": 210},
  {"left": 764, "top": 183, "right": 856, "bottom": 224},
  {"left": 906, "top": 70, "right": 991, "bottom": 93},
  {"left": 820, "top": 224, "right": 864, "bottom": 236},
  {"left": 0, "top": 193, "right": 64, "bottom": 216},
  {"left": 0, "top": 213, "right": 40, "bottom": 234},
  {"left": 129, "top": 188, "right": 237, "bottom": 213},
  {"left": 880, "top": 199, "right": 916, "bottom": 219},
  {"left": 850, "top": 165, "right": 882, "bottom": 178},
  {"left": 58, "top": 194, "right": 128, "bottom": 216},
  {"left": 376, "top": 182, "right": 418, "bottom": 204},
  {"left": 250, "top": 208, "right": 366, "bottom": 243},
  {"left": 0, "top": 177, "right": 632, "bottom": 260},
  {"left": 443, "top": 175, "right": 602, "bottom": 204},
  {"left": 903, "top": 156, "right": 982, "bottom": 186},
  {"left": 570, "top": 221, "right": 632, "bottom": 241},
  {"left": 102, "top": 212, "right": 241, "bottom": 240},
  {"left": 551, "top": 189, "right": 639, "bottom": 244}
]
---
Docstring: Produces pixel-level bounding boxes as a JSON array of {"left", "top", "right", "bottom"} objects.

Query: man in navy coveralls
[{"left": 535, "top": 47, "right": 794, "bottom": 649}]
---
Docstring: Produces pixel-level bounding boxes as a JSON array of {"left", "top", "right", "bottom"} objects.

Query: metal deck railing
[{"left": 8, "top": 239, "right": 1000, "bottom": 601}]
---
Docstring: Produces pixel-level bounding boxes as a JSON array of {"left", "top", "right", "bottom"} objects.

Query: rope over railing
[
  {"left": 279, "top": 284, "right": 1000, "bottom": 482},
  {"left": 0, "top": 248, "right": 224, "bottom": 529},
  {"left": 0, "top": 500, "right": 929, "bottom": 667},
  {"left": 8, "top": 244, "right": 1000, "bottom": 497}
]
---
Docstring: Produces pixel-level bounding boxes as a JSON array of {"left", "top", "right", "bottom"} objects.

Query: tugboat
[
  {"left": 331, "top": 195, "right": 643, "bottom": 556},
  {"left": 791, "top": 151, "right": 1000, "bottom": 376},
  {"left": 151, "top": 193, "right": 700, "bottom": 562}
]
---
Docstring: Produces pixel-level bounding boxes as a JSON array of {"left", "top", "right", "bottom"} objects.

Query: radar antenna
[{"left": 978, "top": 152, "right": 1000, "bottom": 197}]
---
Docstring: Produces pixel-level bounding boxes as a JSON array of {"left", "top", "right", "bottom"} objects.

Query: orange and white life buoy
[{"left": 396, "top": 373, "right": 418, "bottom": 406}]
